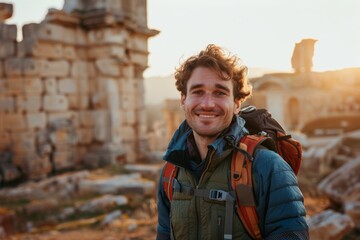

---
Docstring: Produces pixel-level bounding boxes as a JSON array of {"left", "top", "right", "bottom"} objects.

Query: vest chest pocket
[{"left": 209, "top": 208, "right": 225, "bottom": 240}]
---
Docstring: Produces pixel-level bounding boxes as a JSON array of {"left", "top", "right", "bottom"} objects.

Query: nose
[{"left": 200, "top": 93, "right": 215, "bottom": 109}]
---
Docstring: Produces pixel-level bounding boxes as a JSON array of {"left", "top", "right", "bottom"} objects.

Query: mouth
[
  {"left": 197, "top": 114, "right": 218, "bottom": 118},
  {"left": 195, "top": 110, "right": 221, "bottom": 119}
]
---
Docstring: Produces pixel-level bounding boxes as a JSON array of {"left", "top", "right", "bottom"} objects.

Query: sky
[{"left": 4, "top": 0, "right": 360, "bottom": 78}]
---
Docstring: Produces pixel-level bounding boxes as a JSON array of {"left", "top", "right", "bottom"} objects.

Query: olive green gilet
[{"left": 170, "top": 150, "right": 253, "bottom": 240}]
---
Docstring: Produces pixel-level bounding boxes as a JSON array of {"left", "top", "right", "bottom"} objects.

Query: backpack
[{"left": 162, "top": 105, "right": 302, "bottom": 240}]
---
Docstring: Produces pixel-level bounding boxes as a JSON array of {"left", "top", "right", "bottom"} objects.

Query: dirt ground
[
  {"left": 2, "top": 168, "right": 332, "bottom": 240},
  {"left": 6, "top": 194, "right": 329, "bottom": 240}
]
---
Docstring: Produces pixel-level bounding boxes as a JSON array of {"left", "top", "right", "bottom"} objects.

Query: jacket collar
[{"left": 163, "top": 115, "right": 248, "bottom": 168}]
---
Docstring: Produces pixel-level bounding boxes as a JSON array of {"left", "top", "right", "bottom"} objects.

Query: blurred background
[{"left": 0, "top": 0, "right": 359, "bottom": 239}]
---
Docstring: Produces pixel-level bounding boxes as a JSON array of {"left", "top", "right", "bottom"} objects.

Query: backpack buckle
[{"left": 209, "top": 189, "right": 228, "bottom": 201}]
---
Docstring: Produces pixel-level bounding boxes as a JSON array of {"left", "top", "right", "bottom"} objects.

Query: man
[{"left": 156, "top": 44, "right": 309, "bottom": 239}]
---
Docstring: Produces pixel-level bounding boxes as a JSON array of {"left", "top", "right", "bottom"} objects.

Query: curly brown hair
[{"left": 174, "top": 44, "right": 252, "bottom": 102}]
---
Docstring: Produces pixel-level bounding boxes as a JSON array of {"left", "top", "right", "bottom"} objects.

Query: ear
[
  {"left": 233, "top": 99, "right": 241, "bottom": 115},
  {"left": 180, "top": 94, "right": 186, "bottom": 110}
]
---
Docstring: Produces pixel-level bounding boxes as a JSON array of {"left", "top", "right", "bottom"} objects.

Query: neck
[{"left": 193, "top": 132, "right": 218, "bottom": 160}]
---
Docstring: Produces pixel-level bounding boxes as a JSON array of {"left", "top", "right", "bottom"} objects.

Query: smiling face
[{"left": 181, "top": 66, "right": 241, "bottom": 143}]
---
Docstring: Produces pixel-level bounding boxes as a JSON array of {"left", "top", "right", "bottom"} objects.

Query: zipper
[
  {"left": 197, "top": 148, "right": 216, "bottom": 186},
  {"left": 217, "top": 215, "right": 223, "bottom": 240},
  {"left": 195, "top": 148, "right": 215, "bottom": 240}
]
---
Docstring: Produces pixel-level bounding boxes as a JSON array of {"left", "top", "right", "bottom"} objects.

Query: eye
[
  {"left": 215, "top": 91, "right": 227, "bottom": 96},
  {"left": 191, "top": 90, "right": 203, "bottom": 95}
]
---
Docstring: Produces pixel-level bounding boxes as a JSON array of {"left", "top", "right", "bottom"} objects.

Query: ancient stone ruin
[
  {"left": 0, "top": 0, "right": 159, "bottom": 183},
  {"left": 291, "top": 38, "right": 317, "bottom": 73}
]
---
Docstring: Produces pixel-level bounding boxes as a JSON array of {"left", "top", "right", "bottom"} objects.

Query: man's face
[{"left": 181, "top": 66, "right": 241, "bottom": 141}]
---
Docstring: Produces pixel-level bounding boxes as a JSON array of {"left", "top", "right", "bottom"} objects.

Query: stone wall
[
  {"left": 0, "top": 0, "right": 158, "bottom": 181},
  {"left": 246, "top": 68, "right": 360, "bottom": 133}
]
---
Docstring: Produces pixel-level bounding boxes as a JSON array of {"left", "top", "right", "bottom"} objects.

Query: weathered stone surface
[
  {"left": 63, "top": 45, "right": 77, "bottom": 60},
  {"left": 120, "top": 126, "right": 136, "bottom": 142},
  {"left": 130, "top": 36, "right": 148, "bottom": 53},
  {"left": 318, "top": 157, "right": 360, "bottom": 204},
  {"left": 0, "top": 170, "right": 90, "bottom": 200},
  {"left": 124, "top": 163, "right": 163, "bottom": 175},
  {"left": 101, "top": 209, "right": 122, "bottom": 226},
  {"left": 43, "top": 95, "right": 69, "bottom": 112},
  {"left": 95, "top": 58, "right": 120, "bottom": 77},
  {"left": 3, "top": 113, "right": 27, "bottom": 131},
  {"left": 0, "top": 62, "right": 3, "bottom": 77},
  {"left": 39, "top": 60, "right": 70, "bottom": 77},
  {"left": 27, "top": 23, "right": 77, "bottom": 44},
  {"left": 47, "top": 112, "right": 78, "bottom": 127},
  {"left": 79, "top": 173, "right": 155, "bottom": 196},
  {"left": 22, "top": 40, "right": 63, "bottom": 59},
  {"left": 122, "top": 110, "right": 136, "bottom": 125},
  {"left": 52, "top": 150, "right": 75, "bottom": 171},
  {"left": 44, "top": 8, "right": 80, "bottom": 27},
  {"left": 58, "top": 78, "right": 77, "bottom": 93},
  {"left": 120, "top": 93, "right": 136, "bottom": 110},
  {"left": 75, "top": 27, "right": 87, "bottom": 45},
  {"left": 76, "top": 128, "right": 93, "bottom": 144},
  {"left": 93, "top": 110, "right": 110, "bottom": 142},
  {"left": 4, "top": 58, "right": 22, "bottom": 76},
  {"left": 71, "top": 61, "right": 88, "bottom": 78},
  {"left": 308, "top": 210, "right": 354, "bottom": 240},
  {"left": 121, "top": 65, "right": 134, "bottom": 79},
  {"left": 26, "top": 112, "right": 47, "bottom": 129},
  {"left": 0, "top": 96, "right": 15, "bottom": 112},
  {"left": 0, "top": 131, "right": 10, "bottom": 150},
  {"left": 88, "top": 45, "right": 127, "bottom": 60},
  {"left": 78, "top": 194, "right": 127, "bottom": 213},
  {"left": 302, "top": 137, "right": 343, "bottom": 174},
  {"left": 0, "top": 24, "right": 16, "bottom": 40},
  {"left": 345, "top": 201, "right": 360, "bottom": 229},
  {"left": 21, "top": 23, "right": 40, "bottom": 39},
  {"left": 5, "top": 77, "right": 23, "bottom": 95},
  {"left": 23, "top": 198, "right": 59, "bottom": 215},
  {"left": 130, "top": 52, "right": 148, "bottom": 67},
  {"left": 19, "top": 155, "right": 52, "bottom": 180},
  {"left": 68, "top": 94, "right": 89, "bottom": 110},
  {"left": 0, "top": 41, "right": 15, "bottom": 58},
  {"left": 23, "top": 77, "right": 43, "bottom": 95},
  {"left": 16, "top": 95, "right": 42, "bottom": 112},
  {"left": 22, "top": 58, "right": 41, "bottom": 76},
  {"left": 87, "top": 28, "right": 128, "bottom": 45},
  {"left": 79, "top": 110, "right": 95, "bottom": 127},
  {"left": 10, "top": 130, "right": 36, "bottom": 151},
  {"left": 0, "top": 0, "right": 157, "bottom": 180},
  {"left": 44, "top": 77, "right": 58, "bottom": 94}
]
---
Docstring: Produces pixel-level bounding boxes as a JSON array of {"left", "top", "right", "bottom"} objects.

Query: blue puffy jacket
[{"left": 157, "top": 116, "right": 309, "bottom": 240}]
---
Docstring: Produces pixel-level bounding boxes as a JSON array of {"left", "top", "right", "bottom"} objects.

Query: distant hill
[{"left": 144, "top": 68, "right": 284, "bottom": 105}]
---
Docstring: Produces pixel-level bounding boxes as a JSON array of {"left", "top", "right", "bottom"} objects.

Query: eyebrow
[
  {"left": 188, "top": 83, "right": 231, "bottom": 93},
  {"left": 215, "top": 84, "right": 230, "bottom": 93},
  {"left": 189, "top": 84, "right": 203, "bottom": 92}
]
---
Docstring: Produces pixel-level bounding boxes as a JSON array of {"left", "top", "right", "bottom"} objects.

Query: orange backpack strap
[
  {"left": 231, "top": 134, "right": 269, "bottom": 240},
  {"left": 162, "top": 162, "right": 179, "bottom": 201}
]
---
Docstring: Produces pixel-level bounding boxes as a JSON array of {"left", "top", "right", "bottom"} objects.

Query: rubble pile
[
  {"left": 300, "top": 130, "right": 360, "bottom": 239},
  {"left": 0, "top": 164, "right": 162, "bottom": 239}
]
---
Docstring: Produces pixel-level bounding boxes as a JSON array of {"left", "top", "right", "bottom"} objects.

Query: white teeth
[{"left": 198, "top": 114, "right": 216, "bottom": 118}]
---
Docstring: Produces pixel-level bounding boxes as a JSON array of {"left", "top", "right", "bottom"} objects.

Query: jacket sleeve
[
  {"left": 156, "top": 170, "right": 171, "bottom": 240},
  {"left": 253, "top": 149, "right": 309, "bottom": 240}
]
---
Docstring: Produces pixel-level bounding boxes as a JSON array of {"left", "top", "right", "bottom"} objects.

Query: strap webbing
[{"left": 233, "top": 136, "right": 263, "bottom": 239}]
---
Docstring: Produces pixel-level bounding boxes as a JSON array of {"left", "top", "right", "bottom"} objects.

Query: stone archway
[{"left": 287, "top": 97, "right": 301, "bottom": 130}]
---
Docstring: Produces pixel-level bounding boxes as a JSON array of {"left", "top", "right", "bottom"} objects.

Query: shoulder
[
  {"left": 252, "top": 148, "right": 297, "bottom": 186},
  {"left": 252, "top": 148, "right": 293, "bottom": 173}
]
